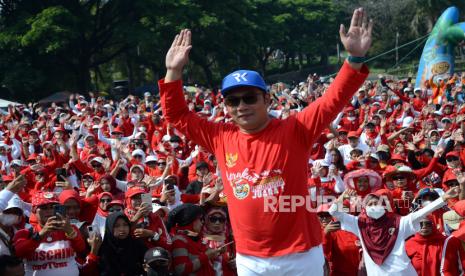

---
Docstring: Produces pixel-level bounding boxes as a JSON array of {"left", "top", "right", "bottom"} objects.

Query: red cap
[
  {"left": 316, "top": 203, "right": 331, "bottom": 214},
  {"left": 446, "top": 151, "right": 460, "bottom": 158},
  {"left": 32, "top": 192, "right": 59, "bottom": 209},
  {"left": 338, "top": 127, "right": 348, "bottom": 133},
  {"left": 348, "top": 131, "right": 358, "bottom": 138},
  {"left": 111, "top": 127, "right": 124, "bottom": 134}
]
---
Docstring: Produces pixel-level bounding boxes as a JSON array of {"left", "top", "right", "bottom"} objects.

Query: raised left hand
[{"left": 340, "top": 8, "right": 373, "bottom": 57}]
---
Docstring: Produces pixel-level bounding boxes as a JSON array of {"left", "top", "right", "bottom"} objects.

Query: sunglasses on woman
[
  {"left": 100, "top": 198, "right": 112, "bottom": 203},
  {"left": 391, "top": 175, "right": 406, "bottom": 181},
  {"left": 224, "top": 93, "right": 261, "bottom": 107},
  {"left": 209, "top": 216, "right": 226, "bottom": 223}
]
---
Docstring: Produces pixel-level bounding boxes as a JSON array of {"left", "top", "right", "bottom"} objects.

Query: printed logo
[
  {"left": 231, "top": 178, "right": 250, "bottom": 200},
  {"left": 388, "top": 227, "right": 396, "bottom": 235},
  {"left": 225, "top": 152, "right": 238, "bottom": 168},
  {"left": 232, "top": 72, "right": 248, "bottom": 82}
]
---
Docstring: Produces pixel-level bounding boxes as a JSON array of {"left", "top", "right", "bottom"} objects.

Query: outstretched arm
[
  {"left": 160, "top": 29, "right": 221, "bottom": 153},
  {"left": 296, "top": 8, "right": 373, "bottom": 147}
]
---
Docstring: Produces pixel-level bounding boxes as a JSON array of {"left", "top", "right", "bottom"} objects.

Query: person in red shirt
[
  {"left": 159, "top": 8, "right": 373, "bottom": 275},
  {"left": 317, "top": 204, "right": 361, "bottom": 276},
  {"left": 405, "top": 216, "right": 447, "bottom": 276}
]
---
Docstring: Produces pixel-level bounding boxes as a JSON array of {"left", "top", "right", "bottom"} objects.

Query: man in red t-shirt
[{"left": 160, "top": 8, "right": 373, "bottom": 276}]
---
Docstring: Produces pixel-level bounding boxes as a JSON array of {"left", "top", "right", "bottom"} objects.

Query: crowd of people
[
  {"left": 0, "top": 66, "right": 464, "bottom": 276},
  {"left": 0, "top": 8, "right": 465, "bottom": 276}
]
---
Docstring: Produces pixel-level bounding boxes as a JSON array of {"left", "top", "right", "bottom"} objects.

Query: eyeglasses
[
  {"left": 158, "top": 162, "right": 166, "bottom": 166},
  {"left": 446, "top": 157, "right": 459, "bottom": 162},
  {"left": 209, "top": 216, "right": 226, "bottom": 223},
  {"left": 100, "top": 198, "right": 112, "bottom": 203},
  {"left": 224, "top": 93, "right": 261, "bottom": 107},
  {"left": 446, "top": 181, "right": 459, "bottom": 187},
  {"left": 109, "top": 207, "right": 122, "bottom": 212},
  {"left": 91, "top": 163, "right": 102, "bottom": 168},
  {"left": 391, "top": 175, "right": 406, "bottom": 181},
  {"left": 134, "top": 155, "right": 143, "bottom": 159}
]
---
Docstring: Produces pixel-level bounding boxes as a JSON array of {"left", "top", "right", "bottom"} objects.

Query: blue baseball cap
[{"left": 221, "top": 70, "right": 267, "bottom": 96}]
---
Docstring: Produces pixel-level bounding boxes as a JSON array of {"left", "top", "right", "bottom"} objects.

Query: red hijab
[
  {"left": 358, "top": 193, "right": 401, "bottom": 265},
  {"left": 97, "top": 192, "right": 113, "bottom": 217},
  {"left": 405, "top": 216, "right": 446, "bottom": 276}
]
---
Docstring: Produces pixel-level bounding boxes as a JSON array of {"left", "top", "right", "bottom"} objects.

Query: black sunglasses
[
  {"left": 446, "top": 157, "right": 459, "bottom": 162},
  {"left": 158, "top": 162, "right": 166, "bottom": 166},
  {"left": 209, "top": 216, "right": 226, "bottom": 223},
  {"left": 391, "top": 175, "right": 406, "bottom": 181},
  {"left": 224, "top": 93, "right": 261, "bottom": 107},
  {"left": 91, "top": 163, "right": 102, "bottom": 168},
  {"left": 100, "top": 198, "right": 112, "bottom": 203},
  {"left": 446, "top": 181, "right": 459, "bottom": 187}
]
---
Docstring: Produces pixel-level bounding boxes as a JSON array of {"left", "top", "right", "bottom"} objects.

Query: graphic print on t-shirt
[{"left": 227, "top": 168, "right": 285, "bottom": 200}]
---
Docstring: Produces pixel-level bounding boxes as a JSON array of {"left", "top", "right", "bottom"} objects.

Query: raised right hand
[{"left": 165, "top": 29, "right": 192, "bottom": 82}]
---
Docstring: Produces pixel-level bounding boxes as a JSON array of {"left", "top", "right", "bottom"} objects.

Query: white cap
[
  {"left": 145, "top": 155, "right": 158, "bottom": 163},
  {"left": 28, "top": 128, "right": 39, "bottom": 134},
  {"left": 103, "top": 104, "right": 114, "bottom": 109},
  {"left": 90, "top": 157, "right": 104, "bottom": 164},
  {"left": 434, "top": 111, "right": 443, "bottom": 116},
  {"left": 130, "top": 164, "right": 145, "bottom": 172},
  {"left": 10, "top": 160, "right": 23, "bottom": 167},
  {"left": 0, "top": 143, "right": 9, "bottom": 149},
  {"left": 132, "top": 149, "right": 146, "bottom": 157},
  {"left": 403, "top": 87, "right": 413, "bottom": 92},
  {"left": 5, "top": 195, "right": 24, "bottom": 214},
  {"left": 290, "top": 90, "right": 298, "bottom": 95},
  {"left": 144, "top": 92, "right": 151, "bottom": 97},
  {"left": 402, "top": 116, "right": 414, "bottom": 128},
  {"left": 162, "top": 135, "right": 171, "bottom": 142},
  {"left": 314, "top": 159, "right": 329, "bottom": 167},
  {"left": 152, "top": 203, "right": 169, "bottom": 217},
  {"left": 370, "top": 153, "right": 379, "bottom": 161}
]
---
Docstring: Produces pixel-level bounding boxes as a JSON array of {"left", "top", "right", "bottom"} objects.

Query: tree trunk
[{"left": 298, "top": 52, "right": 304, "bottom": 69}]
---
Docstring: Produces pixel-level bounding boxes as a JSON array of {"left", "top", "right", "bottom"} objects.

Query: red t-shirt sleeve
[
  {"left": 159, "top": 79, "right": 221, "bottom": 154},
  {"left": 294, "top": 61, "right": 369, "bottom": 149}
]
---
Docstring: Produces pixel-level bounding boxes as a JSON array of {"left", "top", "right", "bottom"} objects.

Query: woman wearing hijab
[
  {"left": 91, "top": 192, "right": 112, "bottom": 236},
  {"left": 329, "top": 186, "right": 460, "bottom": 276},
  {"left": 405, "top": 216, "right": 448, "bottom": 276},
  {"left": 98, "top": 212, "right": 147, "bottom": 276},
  {"left": 317, "top": 204, "right": 361, "bottom": 276},
  {"left": 202, "top": 205, "right": 236, "bottom": 276},
  {"left": 168, "top": 203, "right": 217, "bottom": 275},
  {"left": 343, "top": 168, "right": 382, "bottom": 199},
  {"left": 125, "top": 187, "right": 172, "bottom": 250},
  {"left": 58, "top": 189, "right": 98, "bottom": 225}
]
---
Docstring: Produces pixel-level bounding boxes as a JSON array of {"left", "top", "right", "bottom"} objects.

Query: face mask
[
  {"left": 421, "top": 200, "right": 432, "bottom": 207},
  {"left": 170, "top": 142, "right": 179, "bottom": 149},
  {"left": 348, "top": 116, "right": 356, "bottom": 121},
  {"left": 365, "top": 205, "right": 385, "bottom": 219},
  {"left": 0, "top": 214, "right": 19, "bottom": 226}
]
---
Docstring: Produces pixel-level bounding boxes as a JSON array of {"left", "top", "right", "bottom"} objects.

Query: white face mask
[
  {"left": 0, "top": 214, "right": 19, "bottom": 226},
  {"left": 170, "top": 142, "right": 179, "bottom": 149},
  {"left": 421, "top": 200, "right": 432, "bottom": 207},
  {"left": 348, "top": 116, "right": 356, "bottom": 121},
  {"left": 365, "top": 205, "right": 385, "bottom": 219}
]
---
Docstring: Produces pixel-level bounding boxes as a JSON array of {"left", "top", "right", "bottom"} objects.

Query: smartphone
[
  {"left": 164, "top": 180, "right": 174, "bottom": 191},
  {"left": 55, "top": 168, "right": 67, "bottom": 179},
  {"left": 87, "top": 225, "right": 94, "bottom": 235},
  {"left": 141, "top": 193, "right": 152, "bottom": 205},
  {"left": 54, "top": 205, "right": 66, "bottom": 217}
]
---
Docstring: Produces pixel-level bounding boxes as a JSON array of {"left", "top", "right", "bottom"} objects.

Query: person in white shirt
[
  {"left": 329, "top": 187, "right": 459, "bottom": 276},
  {"left": 338, "top": 131, "right": 369, "bottom": 165}
]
